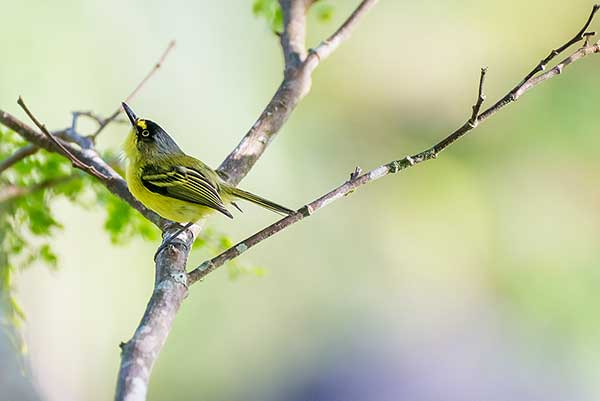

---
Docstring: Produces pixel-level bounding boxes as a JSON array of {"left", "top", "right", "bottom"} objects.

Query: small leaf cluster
[
  {"left": 253, "top": 0, "right": 284, "bottom": 33},
  {"left": 252, "top": 0, "right": 333, "bottom": 33},
  {"left": 0, "top": 129, "right": 72, "bottom": 349}
]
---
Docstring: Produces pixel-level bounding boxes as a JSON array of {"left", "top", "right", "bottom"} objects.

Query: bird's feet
[{"left": 154, "top": 222, "right": 193, "bottom": 261}]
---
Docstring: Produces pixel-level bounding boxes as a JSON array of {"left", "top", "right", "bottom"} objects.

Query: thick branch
[
  {"left": 218, "top": 0, "right": 376, "bottom": 185},
  {"left": 114, "top": 230, "right": 192, "bottom": 401},
  {"left": 115, "top": 2, "right": 378, "bottom": 400},
  {"left": 217, "top": 72, "right": 312, "bottom": 185},
  {"left": 279, "top": 0, "right": 310, "bottom": 73},
  {"left": 188, "top": 32, "right": 600, "bottom": 285}
]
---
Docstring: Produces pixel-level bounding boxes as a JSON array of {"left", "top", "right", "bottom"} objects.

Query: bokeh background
[{"left": 2, "top": 1, "right": 600, "bottom": 400}]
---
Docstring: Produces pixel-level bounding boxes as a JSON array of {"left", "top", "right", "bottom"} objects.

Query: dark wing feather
[{"left": 141, "top": 165, "right": 233, "bottom": 218}]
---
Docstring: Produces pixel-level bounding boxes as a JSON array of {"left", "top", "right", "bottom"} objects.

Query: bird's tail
[{"left": 228, "top": 187, "right": 295, "bottom": 216}]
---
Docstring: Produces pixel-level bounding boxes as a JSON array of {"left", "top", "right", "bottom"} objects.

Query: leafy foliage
[
  {"left": 95, "top": 184, "right": 159, "bottom": 244},
  {"left": 0, "top": 129, "right": 161, "bottom": 340}
]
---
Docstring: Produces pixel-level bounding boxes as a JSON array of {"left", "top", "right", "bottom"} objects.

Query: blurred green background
[{"left": 2, "top": 1, "right": 600, "bottom": 400}]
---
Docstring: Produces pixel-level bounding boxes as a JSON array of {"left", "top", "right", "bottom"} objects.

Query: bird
[{"left": 121, "top": 102, "right": 294, "bottom": 259}]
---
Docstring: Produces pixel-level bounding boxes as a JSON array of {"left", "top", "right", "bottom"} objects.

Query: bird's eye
[{"left": 141, "top": 130, "right": 150, "bottom": 137}]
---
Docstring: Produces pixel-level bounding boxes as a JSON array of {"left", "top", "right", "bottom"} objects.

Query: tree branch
[
  {"left": 188, "top": 13, "right": 600, "bottom": 285},
  {"left": 17, "top": 97, "right": 110, "bottom": 181},
  {"left": 8, "top": 2, "right": 592, "bottom": 400},
  {"left": 114, "top": 229, "right": 193, "bottom": 401},
  {"left": 0, "top": 109, "right": 165, "bottom": 228},
  {"left": 304, "top": 0, "right": 379, "bottom": 69},
  {"left": 114, "top": 2, "right": 379, "bottom": 400},
  {"left": 279, "top": 0, "right": 309, "bottom": 73},
  {"left": 0, "top": 41, "right": 175, "bottom": 175},
  {"left": 0, "top": 144, "right": 38, "bottom": 174},
  {"left": 218, "top": 0, "right": 376, "bottom": 185}
]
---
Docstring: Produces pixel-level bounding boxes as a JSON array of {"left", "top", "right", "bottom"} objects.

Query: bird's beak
[{"left": 122, "top": 102, "right": 137, "bottom": 126}]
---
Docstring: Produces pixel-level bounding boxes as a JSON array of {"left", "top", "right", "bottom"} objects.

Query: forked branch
[
  {"left": 218, "top": 0, "right": 378, "bottom": 184},
  {"left": 116, "top": 2, "right": 383, "bottom": 399},
  {"left": 0, "top": 41, "right": 175, "bottom": 175},
  {"left": 1, "top": 3, "right": 597, "bottom": 401},
  {"left": 187, "top": 6, "right": 600, "bottom": 285},
  {"left": 305, "top": 0, "right": 379, "bottom": 67},
  {"left": 17, "top": 97, "right": 110, "bottom": 181}
]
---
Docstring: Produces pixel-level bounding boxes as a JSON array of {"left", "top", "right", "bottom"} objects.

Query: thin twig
[
  {"left": 0, "top": 41, "right": 176, "bottom": 172},
  {"left": 519, "top": 4, "right": 600, "bottom": 85},
  {"left": 71, "top": 110, "right": 128, "bottom": 128},
  {"left": 477, "top": 4, "right": 600, "bottom": 120},
  {"left": 0, "top": 108, "right": 166, "bottom": 228},
  {"left": 218, "top": 1, "right": 377, "bottom": 184},
  {"left": 17, "top": 96, "right": 109, "bottom": 181},
  {"left": 90, "top": 40, "right": 176, "bottom": 140},
  {"left": 114, "top": 3, "right": 380, "bottom": 399},
  {"left": 188, "top": 10, "right": 600, "bottom": 285},
  {"left": 305, "top": 0, "right": 379, "bottom": 67},
  {"left": 469, "top": 67, "right": 487, "bottom": 127}
]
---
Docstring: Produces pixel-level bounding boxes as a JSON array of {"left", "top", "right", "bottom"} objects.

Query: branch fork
[
  {"left": 187, "top": 3, "right": 600, "bottom": 290},
  {"left": 1, "top": 3, "right": 599, "bottom": 401}
]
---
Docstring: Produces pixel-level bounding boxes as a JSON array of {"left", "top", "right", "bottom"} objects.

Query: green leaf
[
  {"left": 104, "top": 195, "right": 133, "bottom": 243},
  {"left": 26, "top": 196, "right": 61, "bottom": 235},
  {"left": 252, "top": 0, "right": 283, "bottom": 33},
  {"left": 39, "top": 244, "right": 58, "bottom": 268}
]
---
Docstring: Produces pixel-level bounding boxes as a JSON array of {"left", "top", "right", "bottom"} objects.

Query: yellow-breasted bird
[{"left": 121, "top": 102, "right": 294, "bottom": 257}]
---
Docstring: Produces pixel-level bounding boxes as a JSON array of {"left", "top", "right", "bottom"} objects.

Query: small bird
[{"left": 121, "top": 102, "right": 294, "bottom": 258}]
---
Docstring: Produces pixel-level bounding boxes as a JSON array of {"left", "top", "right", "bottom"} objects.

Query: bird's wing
[{"left": 141, "top": 164, "right": 233, "bottom": 218}]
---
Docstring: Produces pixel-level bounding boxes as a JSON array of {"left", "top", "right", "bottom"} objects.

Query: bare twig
[
  {"left": 305, "top": 0, "right": 379, "bottom": 68},
  {"left": 70, "top": 110, "right": 128, "bottom": 137},
  {"left": 0, "top": 41, "right": 175, "bottom": 174},
  {"left": 477, "top": 4, "right": 600, "bottom": 120},
  {"left": 90, "top": 40, "right": 176, "bottom": 140},
  {"left": 0, "top": 117, "right": 122, "bottom": 175},
  {"left": 519, "top": 4, "right": 599, "bottom": 84},
  {"left": 17, "top": 97, "right": 110, "bottom": 181},
  {"left": 188, "top": 14, "right": 600, "bottom": 285},
  {"left": 2, "top": 3, "right": 597, "bottom": 400},
  {"left": 0, "top": 109, "right": 165, "bottom": 228},
  {"left": 469, "top": 67, "right": 487, "bottom": 127},
  {"left": 218, "top": 0, "right": 376, "bottom": 184}
]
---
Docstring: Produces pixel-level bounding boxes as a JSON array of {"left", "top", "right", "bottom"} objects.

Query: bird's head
[{"left": 122, "top": 102, "right": 183, "bottom": 161}]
